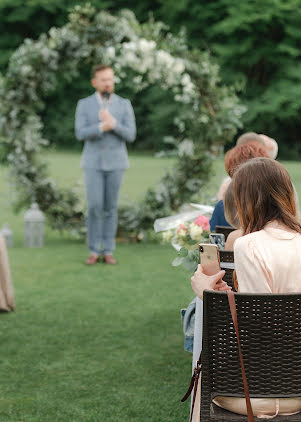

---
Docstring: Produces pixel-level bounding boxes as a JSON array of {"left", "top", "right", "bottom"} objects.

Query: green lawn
[
  {"left": 0, "top": 151, "right": 301, "bottom": 421},
  {"left": 45, "top": 148, "right": 176, "bottom": 202},
  {"left": 2, "top": 242, "right": 192, "bottom": 422},
  {"left": 0, "top": 151, "right": 192, "bottom": 422}
]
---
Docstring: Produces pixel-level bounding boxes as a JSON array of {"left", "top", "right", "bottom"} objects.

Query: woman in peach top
[{"left": 191, "top": 157, "right": 301, "bottom": 419}]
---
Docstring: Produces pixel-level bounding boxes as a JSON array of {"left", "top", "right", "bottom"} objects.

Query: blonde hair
[
  {"left": 258, "top": 134, "right": 278, "bottom": 159},
  {"left": 236, "top": 132, "right": 264, "bottom": 146}
]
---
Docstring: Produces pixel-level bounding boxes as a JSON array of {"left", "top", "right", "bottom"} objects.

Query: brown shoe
[
  {"left": 85, "top": 254, "right": 100, "bottom": 265},
  {"left": 103, "top": 254, "right": 117, "bottom": 265}
]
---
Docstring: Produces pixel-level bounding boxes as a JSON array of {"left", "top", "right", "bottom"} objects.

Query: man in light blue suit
[{"left": 75, "top": 65, "right": 136, "bottom": 265}]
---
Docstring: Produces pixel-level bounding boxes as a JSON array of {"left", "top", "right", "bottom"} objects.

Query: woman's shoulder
[
  {"left": 264, "top": 221, "right": 301, "bottom": 240},
  {"left": 234, "top": 230, "right": 262, "bottom": 247},
  {"left": 214, "top": 200, "right": 224, "bottom": 210},
  {"left": 234, "top": 231, "right": 268, "bottom": 260},
  {"left": 213, "top": 200, "right": 226, "bottom": 217},
  {"left": 225, "top": 229, "right": 242, "bottom": 251},
  {"left": 234, "top": 225, "right": 301, "bottom": 253}
]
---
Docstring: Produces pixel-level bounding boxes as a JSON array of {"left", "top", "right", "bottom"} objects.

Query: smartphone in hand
[{"left": 199, "top": 243, "right": 221, "bottom": 276}]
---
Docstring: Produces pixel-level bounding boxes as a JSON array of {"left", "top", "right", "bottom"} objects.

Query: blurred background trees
[
  {"left": 0, "top": 0, "right": 300, "bottom": 157},
  {"left": 155, "top": 0, "right": 301, "bottom": 158}
]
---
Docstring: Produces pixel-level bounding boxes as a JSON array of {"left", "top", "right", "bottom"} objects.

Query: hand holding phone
[
  {"left": 191, "top": 263, "right": 230, "bottom": 299},
  {"left": 190, "top": 243, "right": 231, "bottom": 299},
  {"left": 199, "top": 243, "right": 221, "bottom": 276}
]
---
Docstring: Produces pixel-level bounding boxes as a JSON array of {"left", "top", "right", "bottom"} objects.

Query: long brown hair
[
  {"left": 224, "top": 181, "right": 240, "bottom": 229},
  {"left": 233, "top": 157, "right": 301, "bottom": 235}
]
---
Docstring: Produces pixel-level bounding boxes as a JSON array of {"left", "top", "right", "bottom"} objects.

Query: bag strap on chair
[
  {"left": 227, "top": 290, "right": 254, "bottom": 422},
  {"left": 181, "top": 291, "right": 254, "bottom": 422},
  {"left": 181, "top": 352, "right": 202, "bottom": 422}
]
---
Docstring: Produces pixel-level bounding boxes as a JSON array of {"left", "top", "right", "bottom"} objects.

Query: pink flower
[
  {"left": 194, "top": 215, "right": 210, "bottom": 231},
  {"left": 176, "top": 224, "right": 188, "bottom": 234}
]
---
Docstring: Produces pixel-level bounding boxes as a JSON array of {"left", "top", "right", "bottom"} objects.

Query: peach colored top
[
  {"left": 213, "top": 221, "right": 301, "bottom": 419},
  {"left": 235, "top": 221, "right": 301, "bottom": 294}
]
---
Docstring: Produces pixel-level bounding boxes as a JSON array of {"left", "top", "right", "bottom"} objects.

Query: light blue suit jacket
[{"left": 75, "top": 93, "right": 136, "bottom": 170}]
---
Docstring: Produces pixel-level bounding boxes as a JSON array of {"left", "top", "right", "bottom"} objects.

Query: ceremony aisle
[
  {"left": 0, "top": 151, "right": 192, "bottom": 421},
  {"left": 2, "top": 240, "right": 192, "bottom": 421},
  {"left": 0, "top": 151, "right": 300, "bottom": 421}
]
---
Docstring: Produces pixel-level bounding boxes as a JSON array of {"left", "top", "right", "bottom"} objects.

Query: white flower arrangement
[{"left": 0, "top": 4, "right": 246, "bottom": 236}]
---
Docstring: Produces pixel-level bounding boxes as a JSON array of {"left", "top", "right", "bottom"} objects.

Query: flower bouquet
[{"left": 162, "top": 215, "right": 210, "bottom": 272}]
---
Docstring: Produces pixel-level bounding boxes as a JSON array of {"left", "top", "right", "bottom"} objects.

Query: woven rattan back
[
  {"left": 215, "top": 225, "right": 235, "bottom": 241},
  {"left": 219, "top": 250, "right": 234, "bottom": 263},
  {"left": 221, "top": 269, "right": 235, "bottom": 291},
  {"left": 200, "top": 291, "right": 301, "bottom": 421},
  {"left": 219, "top": 250, "right": 235, "bottom": 291}
]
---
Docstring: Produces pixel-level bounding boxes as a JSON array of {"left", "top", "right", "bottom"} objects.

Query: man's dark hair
[{"left": 91, "top": 64, "right": 112, "bottom": 77}]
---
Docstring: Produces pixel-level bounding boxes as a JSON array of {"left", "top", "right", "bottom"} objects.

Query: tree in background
[
  {"left": 0, "top": 0, "right": 183, "bottom": 151},
  {"left": 155, "top": 0, "right": 301, "bottom": 158},
  {"left": 0, "top": 5, "right": 244, "bottom": 237},
  {"left": 0, "top": 0, "right": 300, "bottom": 157},
  {"left": 40, "top": 65, "right": 181, "bottom": 151}
]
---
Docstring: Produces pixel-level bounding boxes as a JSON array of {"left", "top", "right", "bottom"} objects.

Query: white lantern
[
  {"left": 24, "top": 203, "right": 45, "bottom": 247},
  {"left": 0, "top": 223, "right": 13, "bottom": 247}
]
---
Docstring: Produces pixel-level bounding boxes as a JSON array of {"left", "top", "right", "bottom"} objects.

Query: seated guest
[
  {"left": 236, "top": 131, "right": 265, "bottom": 146},
  {"left": 0, "top": 234, "right": 15, "bottom": 311},
  {"left": 237, "top": 132, "right": 278, "bottom": 159},
  {"left": 209, "top": 199, "right": 231, "bottom": 232},
  {"left": 223, "top": 181, "right": 242, "bottom": 250},
  {"left": 217, "top": 132, "right": 278, "bottom": 200},
  {"left": 237, "top": 133, "right": 300, "bottom": 220},
  {"left": 259, "top": 134, "right": 278, "bottom": 159},
  {"left": 224, "top": 141, "right": 269, "bottom": 177},
  {"left": 210, "top": 142, "right": 269, "bottom": 231},
  {"left": 192, "top": 157, "right": 301, "bottom": 419}
]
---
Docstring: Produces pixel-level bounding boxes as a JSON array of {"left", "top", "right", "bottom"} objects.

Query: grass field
[
  {"left": 44, "top": 149, "right": 301, "bottom": 205},
  {"left": 1, "top": 242, "right": 192, "bottom": 421},
  {"left": 0, "top": 151, "right": 193, "bottom": 422},
  {"left": 0, "top": 151, "right": 301, "bottom": 421}
]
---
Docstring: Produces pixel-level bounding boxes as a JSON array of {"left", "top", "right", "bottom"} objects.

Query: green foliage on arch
[{"left": 0, "top": 3, "right": 245, "bottom": 237}]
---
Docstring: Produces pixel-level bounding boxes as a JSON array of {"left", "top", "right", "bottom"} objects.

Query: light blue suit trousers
[
  {"left": 75, "top": 92, "right": 136, "bottom": 255},
  {"left": 84, "top": 168, "right": 124, "bottom": 255}
]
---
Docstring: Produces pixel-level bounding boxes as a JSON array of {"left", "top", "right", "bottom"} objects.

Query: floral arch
[{"left": 0, "top": 3, "right": 245, "bottom": 237}]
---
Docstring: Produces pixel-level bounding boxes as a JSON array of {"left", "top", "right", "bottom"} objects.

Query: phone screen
[
  {"left": 199, "top": 244, "right": 221, "bottom": 276},
  {"left": 209, "top": 233, "right": 225, "bottom": 251}
]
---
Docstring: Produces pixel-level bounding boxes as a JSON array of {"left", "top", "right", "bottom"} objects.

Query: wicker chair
[
  {"left": 219, "top": 250, "right": 235, "bottom": 291},
  {"left": 215, "top": 225, "right": 235, "bottom": 241},
  {"left": 219, "top": 250, "right": 234, "bottom": 263},
  {"left": 200, "top": 291, "right": 301, "bottom": 421}
]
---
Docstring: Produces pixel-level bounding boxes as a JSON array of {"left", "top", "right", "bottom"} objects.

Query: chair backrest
[
  {"left": 215, "top": 225, "right": 235, "bottom": 241},
  {"left": 200, "top": 291, "right": 301, "bottom": 420},
  {"left": 219, "top": 250, "right": 235, "bottom": 291},
  {"left": 221, "top": 268, "right": 235, "bottom": 291},
  {"left": 219, "top": 250, "right": 234, "bottom": 263}
]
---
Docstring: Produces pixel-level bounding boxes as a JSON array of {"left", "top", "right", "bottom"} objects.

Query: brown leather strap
[
  {"left": 182, "top": 291, "right": 254, "bottom": 422},
  {"left": 189, "top": 369, "right": 200, "bottom": 422},
  {"left": 227, "top": 290, "right": 254, "bottom": 422},
  {"left": 181, "top": 354, "right": 202, "bottom": 422}
]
